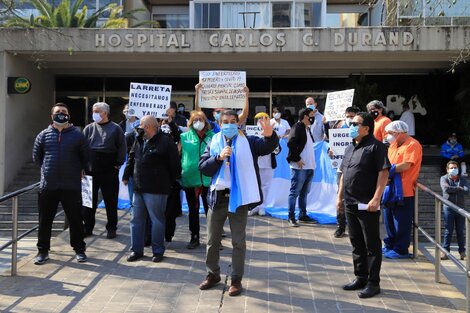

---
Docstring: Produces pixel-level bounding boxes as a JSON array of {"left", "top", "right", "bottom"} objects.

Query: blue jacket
[
  {"left": 441, "top": 141, "right": 464, "bottom": 159},
  {"left": 382, "top": 164, "right": 404, "bottom": 207},
  {"left": 33, "top": 125, "right": 89, "bottom": 191}
]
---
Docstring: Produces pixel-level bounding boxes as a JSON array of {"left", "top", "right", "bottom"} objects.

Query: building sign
[
  {"left": 198, "top": 71, "right": 246, "bottom": 109},
  {"left": 8, "top": 77, "right": 31, "bottom": 94},
  {"left": 128, "top": 82, "right": 172, "bottom": 118},
  {"left": 94, "top": 29, "right": 414, "bottom": 51},
  {"left": 328, "top": 128, "right": 351, "bottom": 169},
  {"left": 324, "top": 89, "right": 355, "bottom": 122}
]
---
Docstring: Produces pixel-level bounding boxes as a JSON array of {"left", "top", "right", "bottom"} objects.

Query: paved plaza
[{"left": 0, "top": 209, "right": 466, "bottom": 313}]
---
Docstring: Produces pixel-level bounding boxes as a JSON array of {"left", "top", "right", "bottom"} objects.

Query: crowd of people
[{"left": 32, "top": 84, "right": 468, "bottom": 299}]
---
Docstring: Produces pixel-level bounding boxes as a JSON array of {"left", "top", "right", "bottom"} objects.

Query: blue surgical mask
[
  {"left": 214, "top": 112, "right": 221, "bottom": 122},
  {"left": 221, "top": 123, "right": 239, "bottom": 139},
  {"left": 308, "top": 105, "right": 316, "bottom": 110},
  {"left": 349, "top": 125, "right": 359, "bottom": 139},
  {"left": 449, "top": 168, "right": 459, "bottom": 177}
]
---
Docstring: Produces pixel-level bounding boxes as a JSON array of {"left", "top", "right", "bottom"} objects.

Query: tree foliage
[{"left": 0, "top": 0, "right": 147, "bottom": 28}]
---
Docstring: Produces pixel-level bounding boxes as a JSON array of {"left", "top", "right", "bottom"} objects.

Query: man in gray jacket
[
  {"left": 83, "top": 102, "right": 126, "bottom": 239},
  {"left": 33, "top": 103, "right": 88, "bottom": 265}
]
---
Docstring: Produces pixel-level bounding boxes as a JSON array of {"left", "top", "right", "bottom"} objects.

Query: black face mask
[
  {"left": 53, "top": 113, "right": 70, "bottom": 125},
  {"left": 136, "top": 128, "right": 145, "bottom": 138},
  {"left": 370, "top": 111, "right": 380, "bottom": 119},
  {"left": 308, "top": 117, "right": 315, "bottom": 125}
]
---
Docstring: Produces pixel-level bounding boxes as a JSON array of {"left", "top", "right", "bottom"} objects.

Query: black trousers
[
  {"left": 345, "top": 204, "right": 382, "bottom": 285},
  {"left": 83, "top": 168, "right": 119, "bottom": 233},
  {"left": 37, "top": 189, "right": 86, "bottom": 253},
  {"left": 184, "top": 186, "right": 209, "bottom": 239},
  {"left": 165, "top": 183, "right": 181, "bottom": 241}
]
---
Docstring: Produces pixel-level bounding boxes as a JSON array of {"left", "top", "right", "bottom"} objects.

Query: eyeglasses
[{"left": 350, "top": 122, "right": 363, "bottom": 127}]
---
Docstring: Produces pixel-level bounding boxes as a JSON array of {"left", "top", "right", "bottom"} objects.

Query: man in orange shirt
[
  {"left": 366, "top": 100, "right": 391, "bottom": 143},
  {"left": 382, "top": 121, "right": 422, "bottom": 259}
]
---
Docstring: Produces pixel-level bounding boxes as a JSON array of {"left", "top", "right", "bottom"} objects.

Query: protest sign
[
  {"left": 81, "top": 175, "right": 93, "bottom": 208},
  {"left": 324, "top": 89, "right": 355, "bottom": 121},
  {"left": 245, "top": 124, "right": 280, "bottom": 137},
  {"left": 198, "top": 71, "right": 246, "bottom": 109},
  {"left": 328, "top": 128, "right": 352, "bottom": 168},
  {"left": 128, "top": 82, "right": 172, "bottom": 118}
]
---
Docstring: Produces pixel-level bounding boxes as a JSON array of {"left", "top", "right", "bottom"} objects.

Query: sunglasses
[{"left": 350, "top": 122, "right": 363, "bottom": 127}]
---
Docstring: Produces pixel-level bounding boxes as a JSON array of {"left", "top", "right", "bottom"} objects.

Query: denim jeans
[
  {"left": 127, "top": 177, "right": 134, "bottom": 207},
  {"left": 288, "top": 168, "right": 314, "bottom": 220},
  {"left": 131, "top": 192, "right": 168, "bottom": 255},
  {"left": 443, "top": 205, "right": 466, "bottom": 253}
]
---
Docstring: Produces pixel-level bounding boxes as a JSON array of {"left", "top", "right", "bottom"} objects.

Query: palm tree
[{"left": 1, "top": 0, "right": 146, "bottom": 28}]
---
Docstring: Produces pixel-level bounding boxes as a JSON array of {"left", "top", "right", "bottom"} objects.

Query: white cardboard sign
[
  {"left": 328, "top": 128, "right": 352, "bottom": 169},
  {"left": 324, "top": 89, "right": 355, "bottom": 122},
  {"left": 198, "top": 71, "right": 246, "bottom": 109},
  {"left": 128, "top": 82, "right": 172, "bottom": 119}
]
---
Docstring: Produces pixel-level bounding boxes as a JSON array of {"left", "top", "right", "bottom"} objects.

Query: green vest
[{"left": 181, "top": 128, "right": 214, "bottom": 188}]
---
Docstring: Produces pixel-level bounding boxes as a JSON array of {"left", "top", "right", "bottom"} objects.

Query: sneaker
[
  {"left": 106, "top": 230, "right": 117, "bottom": 239},
  {"left": 186, "top": 239, "right": 200, "bottom": 249},
  {"left": 34, "top": 252, "right": 49, "bottom": 265},
  {"left": 334, "top": 227, "right": 345, "bottom": 238},
  {"left": 382, "top": 246, "right": 391, "bottom": 254},
  {"left": 460, "top": 252, "right": 466, "bottom": 260},
  {"left": 288, "top": 219, "right": 299, "bottom": 227},
  {"left": 248, "top": 209, "right": 258, "bottom": 216},
  {"left": 298, "top": 215, "right": 317, "bottom": 223},
  {"left": 440, "top": 252, "right": 449, "bottom": 260},
  {"left": 462, "top": 172, "right": 468, "bottom": 177},
  {"left": 76, "top": 252, "right": 88, "bottom": 263}
]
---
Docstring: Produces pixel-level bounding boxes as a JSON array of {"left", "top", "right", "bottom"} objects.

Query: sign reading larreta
[{"left": 8, "top": 77, "right": 31, "bottom": 94}]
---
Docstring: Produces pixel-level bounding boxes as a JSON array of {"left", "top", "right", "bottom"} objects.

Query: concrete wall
[{"left": 0, "top": 53, "right": 53, "bottom": 195}]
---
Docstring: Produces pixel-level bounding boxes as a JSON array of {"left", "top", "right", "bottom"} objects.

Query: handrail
[
  {"left": 414, "top": 181, "right": 470, "bottom": 313},
  {"left": 0, "top": 182, "right": 40, "bottom": 203},
  {"left": 0, "top": 182, "right": 65, "bottom": 276}
]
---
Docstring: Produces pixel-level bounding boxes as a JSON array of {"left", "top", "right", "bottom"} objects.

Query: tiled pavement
[{"left": 0, "top": 209, "right": 466, "bottom": 313}]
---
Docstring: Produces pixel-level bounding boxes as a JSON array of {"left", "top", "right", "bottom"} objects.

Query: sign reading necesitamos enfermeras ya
[{"left": 95, "top": 29, "right": 414, "bottom": 50}]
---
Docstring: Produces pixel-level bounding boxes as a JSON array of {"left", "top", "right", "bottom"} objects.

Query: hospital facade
[{"left": 0, "top": 0, "right": 469, "bottom": 194}]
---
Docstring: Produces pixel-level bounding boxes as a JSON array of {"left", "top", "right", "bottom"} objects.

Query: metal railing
[
  {"left": 0, "top": 182, "right": 64, "bottom": 276},
  {"left": 413, "top": 182, "right": 470, "bottom": 313}
]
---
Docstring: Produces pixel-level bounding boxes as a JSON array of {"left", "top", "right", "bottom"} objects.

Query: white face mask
[
  {"left": 449, "top": 168, "right": 459, "bottom": 177},
  {"left": 92, "top": 112, "right": 102, "bottom": 123},
  {"left": 193, "top": 120, "right": 205, "bottom": 131},
  {"left": 386, "top": 134, "right": 396, "bottom": 144},
  {"left": 161, "top": 124, "right": 171, "bottom": 134},
  {"left": 273, "top": 113, "right": 281, "bottom": 119}
]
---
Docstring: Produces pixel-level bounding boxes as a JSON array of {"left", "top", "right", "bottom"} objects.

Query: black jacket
[
  {"left": 33, "top": 125, "right": 89, "bottom": 191},
  {"left": 286, "top": 121, "right": 310, "bottom": 163},
  {"left": 198, "top": 134, "right": 279, "bottom": 209},
  {"left": 123, "top": 132, "right": 181, "bottom": 195}
]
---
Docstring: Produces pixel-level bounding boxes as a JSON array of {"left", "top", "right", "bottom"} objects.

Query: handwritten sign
[
  {"left": 199, "top": 71, "right": 246, "bottom": 109},
  {"left": 128, "top": 82, "right": 172, "bottom": 118},
  {"left": 81, "top": 175, "right": 93, "bottom": 208},
  {"left": 328, "top": 128, "right": 352, "bottom": 168},
  {"left": 324, "top": 89, "right": 355, "bottom": 121}
]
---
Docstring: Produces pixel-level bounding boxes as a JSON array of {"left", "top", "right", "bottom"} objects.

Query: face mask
[
  {"left": 178, "top": 107, "right": 184, "bottom": 113},
  {"left": 214, "top": 112, "right": 221, "bottom": 122},
  {"left": 449, "top": 168, "right": 459, "bottom": 177},
  {"left": 308, "top": 117, "right": 315, "bottom": 125},
  {"left": 273, "top": 113, "right": 281, "bottom": 119},
  {"left": 449, "top": 139, "right": 457, "bottom": 145},
  {"left": 193, "top": 121, "right": 205, "bottom": 131},
  {"left": 370, "top": 111, "right": 379, "bottom": 119},
  {"left": 386, "top": 134, "right": 396, "bottom": 144},
  {"left": 92, "top": 112, "right": 102, "bottom": 123},
  {"left": 161, "top": 124, "right": 171, "bottom": 134},
  {"left": 136, "top": 128, "right": 145, "bottom": 138},
  {"left": 221, "top": 123, "right": 239, "bottom": 139},
  {"left": 52, "top": 113, "right": 70, "bottom": 126},
  {"left": 345, "top": 118, "right": 353, "bottom": 126},
  {"left": 349, "top": 125, "right": 359, "bottom": 139},
  {"left": 308, "top": 105, "right": 316, "bottom": 111}
]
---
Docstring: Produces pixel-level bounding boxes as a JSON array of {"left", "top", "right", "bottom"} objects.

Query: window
[
  {"left": 152, "top": 6, "right": 189, "bottom": 28},
  {"left": 222, "top": 2, "right": 270, "bottom": 28},
  {"left": 194, "top": 3, "right": 220, "bottom": 28},
  {"left": 272, "top": 2, "right": 292, "bottom": 27},
  {"left": 294, "top": 2, "right": 322, "bottom": 27}
]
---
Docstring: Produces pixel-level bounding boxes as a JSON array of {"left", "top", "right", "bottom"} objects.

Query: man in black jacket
[
  {"left": 198, "top": 110, "right": 278, "bottom": 297},
  {"left": 32, "top": 103, "right": 88, "bottom": 265},
  {"left": 286, "top": 108, "right": 317, "bottom": 226},
  {"left": 123, "top": 116, "right": 180, "bottom": 263}
]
